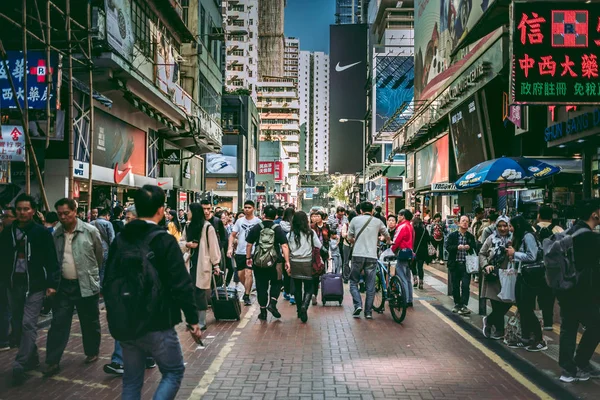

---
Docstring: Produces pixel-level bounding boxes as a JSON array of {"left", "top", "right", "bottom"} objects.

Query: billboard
[
  {"left": 206, "top": 145, "right": 237, "bottom": 175},
  {"left": 415, "top": 134, "right": 449, "bottom": 189},
  {"left": 512, "top": 2, "right": 600, "bottom": 104},
  {"left": 414, "top": 0, "right": 496, "bottom": 100},
  {"left": 105, "top": 0, "right": 134, "bottom": 62},
  {"left": 449, "top": 94, "right": 487, "bottom": 174},
  {"left": 329, "top": 24, "right": 368, "bottom": 174},
  {"left": 406, "top": 152, "right": 415, "bottom": 182},
  {"left": 0, "top": 126, "right": 26, "bottom": 161},
  {"left": 374, "top": 56, "right": 415, "bottom": 134}
]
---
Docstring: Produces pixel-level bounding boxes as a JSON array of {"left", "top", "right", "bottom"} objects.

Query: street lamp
[{"left": 339, "top": 118, "right": 368, "bottom": 192}]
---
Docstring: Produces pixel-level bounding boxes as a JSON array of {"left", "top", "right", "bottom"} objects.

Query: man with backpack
[
  {"left": 547, "top": 200, "right": 600, "bottom": 383},
  {"left": 245, "top": 205, "right": 290, "bottom": 321},
  {"left": 535, "top": 205, "right": 564, "bottom": 331},
  {"left": 103, "top": 185, "right": 201, "bottom": 398}
]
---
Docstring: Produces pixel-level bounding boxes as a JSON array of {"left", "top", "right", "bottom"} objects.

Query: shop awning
[
  {"left": 536, "top": 158, "right": 582, "bottom": 174},
  {"left": 367, "top": 163, "right": 405, "bottom": 180},
  {"left": 68, "top": 76, "right": 113, "bottom": 109}
]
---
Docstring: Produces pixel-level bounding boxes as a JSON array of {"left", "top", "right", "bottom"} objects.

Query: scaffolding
[
  {"left": 258, "top": 0, "right": 284, "bottom": 78},
  {"left": 0, "top": 0, "right": 95, "bottom": 210}
]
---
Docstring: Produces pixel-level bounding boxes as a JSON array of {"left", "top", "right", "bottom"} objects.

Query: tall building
[
  {"left": 299, "top": 51, "right": 330, "bottom": 173},
  {"left": 298, "top": 51, "right": 311, "bottom": 172},
  {"left": 222, "top": 0, "right": 259, "bottom": 98},
  {"left": 258, "top": 0, "right": 285, "bottom": 77},
  {"left": 284, "top": 37, "right": 300, "bottom": 83},
  {"left": 335, "top": 0, "right": 362, "bottom": 24}
]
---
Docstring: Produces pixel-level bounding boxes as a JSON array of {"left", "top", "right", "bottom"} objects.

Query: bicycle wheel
[
  {"left": 372, "top": 271, "right": 384, "bottom": 313},
  {"left": 389, "top": 276, "right": 407, "bottom": 323}
]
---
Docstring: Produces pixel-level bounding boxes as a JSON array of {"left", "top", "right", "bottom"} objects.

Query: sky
[{"left": 284, "top": 0, "right": 336, "bottom": 53}]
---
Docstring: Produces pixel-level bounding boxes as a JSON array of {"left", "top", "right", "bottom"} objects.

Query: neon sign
[{"left": 512, "top": 2, "right": 600, "bottom": 104}]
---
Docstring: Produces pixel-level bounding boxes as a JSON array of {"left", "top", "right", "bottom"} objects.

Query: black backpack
[
  {"left": 537, "top": 223, "right": 556, "bottom": 242},
  {"left": 103, "top": 230, "right": 166, "bottom": 341}
]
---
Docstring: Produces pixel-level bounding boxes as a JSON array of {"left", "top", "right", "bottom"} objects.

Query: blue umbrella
[{"left": 455, "top": 157, "right": 561, "bottom": 190}]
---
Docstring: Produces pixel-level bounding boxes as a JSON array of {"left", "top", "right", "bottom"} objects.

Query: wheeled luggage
[
  {"left": 211, "top": 276, "right": 241, "bottom": 321},
  {"left": 320, "top": 273, "right": 344, "bottom": 305}
]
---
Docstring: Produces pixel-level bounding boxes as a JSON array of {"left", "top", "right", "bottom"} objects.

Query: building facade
[
  {"left": 335, "top": 0, "right": 363, "bottom": 24},
  {"left": 258, "top": 0, "right": 285, "bottom": 78},
  {"left": 222, "top": 0, "right": 259, "bottom": 99}
]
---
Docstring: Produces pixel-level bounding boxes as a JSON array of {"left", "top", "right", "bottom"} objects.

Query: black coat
[
  {"left": 105, "top": 220, "right": 199, "bottom": 329},
  {"left": 445, "top": 230, "right": 477, "bottom": 269},
  {"left": 0, "top": 222, "right": 59, "bottom": 293},
  {"left": 209, "top": 216, "right": 227, "bottom": 250},
  {"left": 413, "top": 226, "right": 432, "bottom": 262},
  {"left": 565, "top": 220, "right": 600, "bottom": 304}
]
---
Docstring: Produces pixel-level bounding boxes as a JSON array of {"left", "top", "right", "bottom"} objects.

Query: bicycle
[{"left": 372, "top": 253, "right": 408, "bottom": 323}]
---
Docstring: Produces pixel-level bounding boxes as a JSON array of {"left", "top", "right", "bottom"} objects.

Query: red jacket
[{"left": 392, "top": 220, "right": 414, "bottom": 253}]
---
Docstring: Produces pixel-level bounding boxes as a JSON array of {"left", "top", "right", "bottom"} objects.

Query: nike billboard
[{"left": 329, "top": 24, "right": 368, "bottom": 175}]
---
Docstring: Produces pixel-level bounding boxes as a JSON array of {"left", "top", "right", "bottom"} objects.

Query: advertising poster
[
  {"left": 258, "top": 161, "right": 274, "bottom": 175},
  {"left": 206, "top": 145, "right": 237, "bottom": 175},
  {"left": 92, "top": 109, "right": 147, "bottom": 176},
  {"left": 374, "top": 55, "right": 415, "bottom": 134},
  {"left": 415, "top": 134, "right": 449, "bottom": 188},
  {"left": 449, "top": 94, "right": 487, "bottom": 174},
  {"left": 105, "top": 0, "right": 134, "bottom": 62},
  {"left": 512, "top": 2, "right": 600, "bottom": 104},
  {"left": 0, "top": 126, "right": 26, "bottom": 162},
  {"left": 414, "top": 0, "right": 496, "bottom": 100},
  {"left": 406, "top": 152, "right": 415, "bottom": 182}
]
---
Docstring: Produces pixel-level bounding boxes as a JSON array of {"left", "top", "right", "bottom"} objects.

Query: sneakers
[
  {"left": 312, "top": 295, "right": 317, "bottom": 306},
  {"left": 543, "top": 326, "right": 554, "bottom": 331},
  {"left": 145, "top": 358, "right": 157, "bottom": 369},
  {"left": 283, "top": 292, "right": 290, "bottom": 301},
  {"left": 103, "top": 362, "right": 124, "bottom": 375},
  {"left": 418, "top": 283, "right": 424, "bottom": 290},
  {"left": 289, "top": 296, "right": 296, "bottom": 305},
  {"left": 267, "top": 302, "right": 281, "bottom": 318},
  {"left": 258, "top": 308, "right": 268, "bottom": 320},
  {"left": 365, "top": 313, "right": 373, "bottom": 320},
  {"left": 0, "top": 345, "right": 10, "bottom": 352},
  {"left": 243, "top": 294, "right": 252, "bottom": 306},
  {"left": 452, "top": 305, "right": 461, "bottom": 313},
  {"left": 439, "top": 260, "right": 445, "bottom": 265},
  {"left": 482, "top": 316, "right": 491, "bottom": 338},
  {"left": 299, "top": 306, "right": 308, "bottom": 323},
  {"left": 458, "top": 306, "right": 471, "bottom": 315},
  {"left": 43, "top": 364, "right": 60, "bottom": 377},
  {"left": 505, "top": 339, "right": 528, "bottom": 349},
  {"left": 525, "top": 340, "right": 548, "bottom": 352},
  {"left": 579, "top": 364, "right": 600, "bottom": 379},
  {"left": 560, "top": 370, "right": 590, "bottom": 383},
  {"left": 353, "top": 307, "right": 363, "bottom": 318},
  {"left": 85, "top": 355, "right": 99, "bottom": 364}
]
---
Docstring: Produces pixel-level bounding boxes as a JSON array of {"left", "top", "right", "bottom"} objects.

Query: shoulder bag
[
  {"left": 311, "top": 233, "right": 325, "bottom": 277},
  {"left": 348, "top": 216, "right": 373, "bottom": 259}
]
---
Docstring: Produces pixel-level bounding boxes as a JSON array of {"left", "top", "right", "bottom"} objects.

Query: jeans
[
  {"left": 293, "top": 278, "right": 314, "bottom": 312},
  {"left": 342, "top": 245, "right": 352, "bottom": 280},
  {"left": 450, "top": 262, "right": 470, "bottom": 307},
  {"left": 112, "top": 340, "right": 154, "bottom": 366},
  {"left": 488, "top": 300, "right": 512, "bottom": 333},
  {"left": 122, "top": 328, "right": 185, "bottom": 400},
  {"left": 10, "top": 279, "right": 44, "bottom": 371},
  {"left": 557, "top": 297, "right": 600, "bottom": 375},
  {"left": 332, "top": 253, "right": 342, "bottom": 275},
  {"left": 46, "top": 279, "right": 101, "bottom": 365},
  {"left": 349, "top": 256, "right": 377, "bottom": 314},
  {"left": 433, "top": 240, "right": 444, "bottom": 259},
  {"left": 253, "top": 267, "right": 282, "bottom": 307},
  {"left": 395, "top": 261, "right": 414, "bottom": 303},
  {"left": 515, "top": 275, "right": 543, "bottom": 342},
  {"left": 0, "top": 283, "right": 10, "bottom": 347}
]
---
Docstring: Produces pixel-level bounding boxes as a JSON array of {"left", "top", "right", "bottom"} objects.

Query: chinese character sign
[
  {"left": 274, "top": 161, "right": 283, "bottom": 183},
  {"left": 0, "top": 126, "right": 26, "bottom": 162},
  {"left": 0, "top": 51, "right": 57, "bottom": 110},
  {"left": 512, "top": 2, "right": 600, "bottom": 104},
  {"left": 258, "top": 161, "right": 274, "bottom": 175}
]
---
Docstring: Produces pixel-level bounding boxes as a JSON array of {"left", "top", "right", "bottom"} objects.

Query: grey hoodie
[{"left": 280, "top": 221, "right": 291, "bottom": 234}]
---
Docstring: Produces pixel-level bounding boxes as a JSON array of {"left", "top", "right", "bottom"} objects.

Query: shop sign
[
  {"left": 512, "top": 2, "right": 600, "bottom": 104},
  {"left": 0, "top": 126, "right": 26, "bottom": 161},
  {"left": 216, "top": 180, "right": 226, "bottom": 188},
  {"left": 0, "top": 51, "right": 58, "bottom": 110},
  {"left": 544, "top": 107, "right": 600, "bottom": 142},
  {"left": 162, "top": 149, "right": 181, "bottom": 165},
  {"left": 157, "top": 177, "right": 173, "bottom": 190},
  {"left": 179, "top": 192, "right": 187, "bottom": 202},
  {"left": 258, "top": 161, "right": 274, "bottom": 175},
  {"left": 405, "top": 152, "right": 414, "bottom": 182},
  {"left": 104, "top": 0, "right": 134, "bottom": 63},
  {"left": 274, "top": 161, "right": 283, "bottom": 183},
  {"left": 439, "top": 62, "right": 488, "bottom": 109},
  {"left": 431, "top": 183, "right": 457, "bottom": 192}
]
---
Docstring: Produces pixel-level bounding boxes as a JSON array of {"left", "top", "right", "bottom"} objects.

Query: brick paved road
[{"left": 0, "top": 280, "right": 594, "bottom": 400}]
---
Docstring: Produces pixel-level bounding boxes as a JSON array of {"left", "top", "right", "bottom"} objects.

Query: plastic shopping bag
[
  {"left": 465, "top": 255, "right": 479, "bottom": 274},
  {"left": 379, "top": 248, "right": 396, "bottom": 263},
  {"left": 497, "top": 268, "right": 518, "bottom": 303}
]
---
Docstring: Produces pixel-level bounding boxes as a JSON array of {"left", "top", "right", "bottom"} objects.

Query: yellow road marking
[
  {"left": 38, "top": 347, "right": 111, "bottom": 361},
  {"left": 188, "top": 305, "right": 257, "bottom": 400},
  {"left": 27, "top": 370, "right": 110, "bottom": 389},
  {"left": 420, "top": 300, "right": 554, "bottom": 400}
]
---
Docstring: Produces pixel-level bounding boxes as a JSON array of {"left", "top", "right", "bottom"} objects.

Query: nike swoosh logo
[
  {"left": 335, "top": 61, "right": 361, "bottom": 72},
  {"left": 158, "top": 182, "right": 168, "bottom": 187},
  {"left": 113, "top": 163, "right": 132, "bottom": 184}
]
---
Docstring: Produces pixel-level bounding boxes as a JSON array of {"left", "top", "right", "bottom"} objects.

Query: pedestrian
[
  {"left": 0, "top": 194, "right": 59, "bottom": 385},
  {"left": 280, "top": 207, "right": 296, "bottom": 305},
  {"left": 446, "top": 215, "right": 477, "bottom": 315},
  {"left": 348, "top": 202, "right": 391, "bottom": 319},
  {"left": 90, "top": 208, "right": 115, "bottom": 285},
  {"left": 429, "top": 213, "right": 447, "bottom": 264},
  {"left": 535, "top": 205, "right": 563, "bottom": 330},
  {"left": 201, "top": 200, "right": 228, "bottom": 251},
  {"left": 43, "top": 198, "right": 103, "bottom": 377},
  {"left": 341, "top": 210, "right": 357, "bottom": 282},
  {"left": 311, "top": 210, "right": 331, "bottom": 305},
  {"left": 0, "top": 208, "right": 16, "bottom": 353},
  {"left": 327, "top": 206, "right": 348, "bottom": 235},
  {"left": 227, "top": 200, "right": 261, "bottom": 306},
  {"left": 555, "top": 199, "right": 600, "bottom": 382},
  {"left": 274, "top": 206, "right": 285, "bottom": 224},
  {"left": 374, "top": 206, "right": 386, "bottom": 225},
  {"left": 392, "top": 209, "right": 415, "bottom": 307},
  {"left": 471, "top": 207, "right": 486, "bottom": 246},
  {"left": 387, "top": 214, "right": 398, "bottom": 241},
  {"left": 245, "top": 205, "right": 289, "bottom": 320},
  {"left": 217, "top": 210, "right": 235, "bottom": 287},
  {"left": 103, "top": 185, "right": 201, "bottom": 399},
  {"left": 90, "top": 207, "right": 99, "bottom": 222},
  {"left": 44, "top": 211, "right": 59, "bottom": 234},
  {"left": 125, "top": 205, "right": 137, "bottom": 223},
  {"left": 479, "top": 216, "right": 513, "bottom": 340},
  {"left": 166, "top": 210, "right": 183, "bottom": 242},
  {"left": 178, "top": 208, "right": 187, "bottom": 225},
  {"left": 287, "top": 211, "right": 322, "bottom": 323},
  {"left": 76, "top": 207, "right": 86, "bottom": 222},
  {"left": 330, "top": 232, "right": 342, "bottom": 274},
  {"left": 185, "top": 203, "right": 222, "bottom": 330},
  {"left": 111, "top": 206, "right": 125, "bottom": 235},
  {"left": 480, "top": 212, "right": 499, "bottom": 245},
  {"left": 412, "top": 217, "right": 431, "bottom": 290}
]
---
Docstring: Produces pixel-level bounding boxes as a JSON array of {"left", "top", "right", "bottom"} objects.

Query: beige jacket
[{"left": 195, "top": 222, "right": 221, "bottom": 290}]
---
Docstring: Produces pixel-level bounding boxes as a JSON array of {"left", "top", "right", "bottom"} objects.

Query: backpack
[
  {"left": 433, "top": 223, "right": 443, "bottom": 241},
  {"left": 252, "top": 223, "right": 279, "bottom": 268},
  {"left": 536, "top": 223, "right": 556, "bottom": 242},
  {"left": 543, "top": 228, "right": 587, "bottom": 292},
  {"left": 103, "top": 230, "right": 166, "bottom": 341}
]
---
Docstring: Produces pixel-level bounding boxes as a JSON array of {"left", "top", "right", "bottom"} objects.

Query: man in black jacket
[
  {"left": 557, "top": 199, "right": 600, "bottom": 383},
  {"left": 446, "top": 215, "right": 477, "bottom": 315},
  {"left": 104, "top": 185, "right": 200, "bottom": 399},
  {"left": 0, "top": 194, "right": 59, "bottom": 385},
  {"left": 201, "top": 200, "right": 227, "bottom": 249}
]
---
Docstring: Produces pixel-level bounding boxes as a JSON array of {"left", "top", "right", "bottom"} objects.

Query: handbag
[
  {"left": 397, "top": 248, "right": 414, "bottom": 261},
  {"left": 427, "top": 243, "right": 437, "bottom": 257},
  {"left": 311, "top": 234, "right": 325, "bottom": 277},
  {"left": 348, "top": 216, "right": 373, "bottom": 259},
  {"left": 504, "top": 312, "right": 521, "bottom": 343},
  {"left": 465, "top": 254, "right": 480, "bottom": 274},
  {"left": 497, "top": 267, "right": 518, "bottom": 303}
]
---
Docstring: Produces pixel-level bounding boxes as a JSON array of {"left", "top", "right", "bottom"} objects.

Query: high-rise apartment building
[
  {"left": 335, "top": 0, "right": 364, "bottom": 24},
  {"left": 284, "top": 38, "right": 300, "bottom": 83},
  {"left": 223, "top": 0, "right": 259, "bottom": 98},
  {"left": 258, "top": 0, "right": 285, "bottom": 77},
  {"left": 299, "top": 51, "right": 330, "bottom": 173}
]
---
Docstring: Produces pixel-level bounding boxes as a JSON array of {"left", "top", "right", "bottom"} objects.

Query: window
[
  {"left": 200, "top": 5, "right": 206, "bottom": 43},
  {"left": 131, "top": 0, "right": 155, "bottom": 58},
  {"left": 182, "top": 0, "right": 189, "bottom": 27},
  {"left": 249, "top": 19, "right": 254, "bottom": 26}
]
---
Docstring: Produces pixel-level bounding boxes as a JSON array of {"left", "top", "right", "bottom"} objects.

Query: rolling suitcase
[
  {"left": 320, "top": 273, "right": 344, "bottom": 305},
  {"left": 211, "top": 275, "right": 241, "bottom": 321}
]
